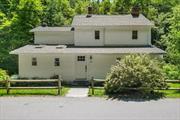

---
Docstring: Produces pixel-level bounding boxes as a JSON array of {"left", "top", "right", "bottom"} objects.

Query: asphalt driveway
[{"left": 0, "top": 97, "right": 180, "bottom": 120}]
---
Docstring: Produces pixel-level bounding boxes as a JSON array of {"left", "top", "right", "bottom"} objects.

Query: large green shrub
[
  {"left": 163, "top": 64, "right": 180, "bottom": 80},
  {"left": 0, "top": 69, "right": 9, "bottom": 81},
  {"left": 104, "top": 54, "right": 167, "bottom": 94}
]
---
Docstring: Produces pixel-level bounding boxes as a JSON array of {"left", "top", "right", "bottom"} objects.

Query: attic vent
[
  {"left": 56, "top": 45, "right": 66, "bottom": 49},
  {"left": 35, "top": 45, "right": 44, "bottom": 48},
  {"left": 35, "top": 46, "right": 43, "bottom": 48},
  {"left": 56, "top": 46, "right": 63, "bottom": 49}
]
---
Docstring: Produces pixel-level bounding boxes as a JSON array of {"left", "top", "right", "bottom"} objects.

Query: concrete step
[{"left": 66, "top": 87, "right": 89, "bottom": 97}]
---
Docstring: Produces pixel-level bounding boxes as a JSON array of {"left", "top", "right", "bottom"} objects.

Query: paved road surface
[{"left": 0, "top": 97, "right": 180, "bottom": 120}]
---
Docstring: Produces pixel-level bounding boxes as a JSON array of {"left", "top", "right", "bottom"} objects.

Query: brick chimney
[
  {"left": 86, "top": 6, "right": 93, "bottom": 18},
  {"left": 131, "top": 5, "right": 140, "bottom": 18},
  {"left": 41, "top": 22, "right": 47, "bottom": 27}
]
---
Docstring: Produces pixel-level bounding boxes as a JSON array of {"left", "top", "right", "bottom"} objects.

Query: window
[
  {"left": 32, "top": 57, "right": 37, "bottom": 66},
  {"left": 77, "top": 56, "right": 85, "bottom": 61},
  {"left": 95, "top": 30, "right": 100, "bottom": 40},
  {"left": 54, "top": 58, "right": 60, "bottom": 66},
  {"left": 132, "top": 30, "right": 138, "bottom": 39}
]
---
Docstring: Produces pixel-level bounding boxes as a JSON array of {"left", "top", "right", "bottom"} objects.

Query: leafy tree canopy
[{"left": 0, "top": 0, "right": 179, "bottom": 76}]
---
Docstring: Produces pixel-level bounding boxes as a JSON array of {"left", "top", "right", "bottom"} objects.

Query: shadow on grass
[
  {"left": 174, "top": 90, "right": 180, "bottom": 94},
  {"left": 107, "top": 91, "right": 165, "bottom": 102}
]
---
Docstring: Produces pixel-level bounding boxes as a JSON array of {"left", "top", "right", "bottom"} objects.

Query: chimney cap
[{"left": 131, "top": 5, "right": 140, "bottom": 18}]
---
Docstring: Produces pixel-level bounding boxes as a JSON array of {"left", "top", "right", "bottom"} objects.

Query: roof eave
[{"left": 72, "top": 24, "right": 154, "bottom": 27}]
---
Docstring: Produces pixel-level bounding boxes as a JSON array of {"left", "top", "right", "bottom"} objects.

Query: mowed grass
[
  {"left": 0, "top": 87, "right": 69, "bottom": 96},
  {"left": 157, "top": 90, "right": 180, "bottom": 98},
  {"left": 168, "top": 83, "right": 180, "bottom": 88},
  {"left": 89, "top": 87, "right": 106, "bottom": 97},
  {"left": 89, "top": 83, "right": 180, "bottom": 98}
]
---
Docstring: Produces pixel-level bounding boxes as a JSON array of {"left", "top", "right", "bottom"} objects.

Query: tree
[
  {"left": 43, "top": 0, "right": 74, "bottom": 26},
  {"left": 104, "top": 54, "right": 167, "bottom": 94},
  {"left": 110, "top": 0, "right": 133, "bottom": 14},
  {"left": 161, "top": 5, "right": 180, "bottom": 67},
  {"left": 0, "top": 69, "right": 9, "bottom": 81},
  {"left": 0, "top": 0, "right": 43, "bottom": 74},
  {"left": 14, "top": 0, "right": 43, "bottom": 36},
  {"left": 99, "top": 0, "right": 111, "bottom": 14},
  {"left": 74, "top": 0, "right": 90, "bottom": 15}
]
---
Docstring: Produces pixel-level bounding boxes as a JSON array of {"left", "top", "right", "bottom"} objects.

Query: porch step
[{"left": 72, "top": 80, "right": 90, "bottom": 86}]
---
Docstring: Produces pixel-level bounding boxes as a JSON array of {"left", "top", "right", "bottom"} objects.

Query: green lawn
[
  {"left": 0, "top": 87, "right": 69, "bottom": 96},
  {"left": 157, "top": 90, "right": 180, "bottom": 98},
  {"left": 89, "top": 83, "right": 180, "bottom": 98},
  {"left": 89, "top": 87, "right": 106, "bottom": 97},
  {"left": 168, "top": 83, "right": 180, "bottom": 88}
]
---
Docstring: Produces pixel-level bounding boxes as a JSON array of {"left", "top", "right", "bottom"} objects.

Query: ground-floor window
[
  {"left": 54, "top": 58, "right": 60, "bottom": 66},
  {"left": 32, "top": 57, "right": 37, "bottom": 66},
  {"left": 77, "top": 56, "right": 85, "bottom": 61}
]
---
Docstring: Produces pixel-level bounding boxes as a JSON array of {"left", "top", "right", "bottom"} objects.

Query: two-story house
[{"left": 10, "top": 7, "right": 165, "bottom": 82}]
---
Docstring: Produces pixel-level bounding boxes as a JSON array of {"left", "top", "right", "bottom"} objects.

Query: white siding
[
  {"left": 18, "top": 53, "right": 162, "bottom": 81},
  {"left": 19, "top": 54, "right": 75, "bottom": 81},
  {"left": 18, "top": 54, "right": 120, "bottom": 81},
  {"left": 74, "top": 26, "right": 151, "bottom": 46},
  {"left": 87, "top": 54, "right": 118, "bottom": 80},
  {"left": 74, "top": 27, "right": 104, "bottom": 46},
  {"left": 34, "top": 31, "right": 74, "bottom": 44},
  {"left": 104, "top": 27, "right": 151, "bottom": 46}
]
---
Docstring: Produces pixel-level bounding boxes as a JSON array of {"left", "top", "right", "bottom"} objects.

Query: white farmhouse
[{"left": 10, "top": 7, "right": 165, "bottom": 82}]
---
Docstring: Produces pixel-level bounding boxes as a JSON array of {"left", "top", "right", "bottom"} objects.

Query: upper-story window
[
  {"left": 95, "top": 30, "right": 100, "bottom": 40},
  {"left": 54, "top": 58, "right": 60, "bottom": 66},
  {"left": 32, "top": 57, "right": 37, "bottom": 66},
  {"left": 132, "top": 30, "right": 138, "bottom": 40}
]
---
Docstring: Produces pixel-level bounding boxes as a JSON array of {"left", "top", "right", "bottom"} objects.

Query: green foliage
[
  {"left": 43, "top": 0, "right": 75, "bottom": 26},
  {"left": 161, "top": 5, "right": 180, "bottom": 66},
  {"left": 163, "top": 64, "right": 180, "bottom": 80},
  {"left": 74, "top": 0, "right": 90, "bottom": 14},
  {"left": 0, "top": 0, "right": 180, "bottom": 75},
  {"left": 99, "top": 0, "right": 111, "bottom": 14},
  {"left": 104, "top": 54, "right": 167, "bottom": 94},
  {"left": 0, "top": 69, "right": 9, "bottom": 81}
]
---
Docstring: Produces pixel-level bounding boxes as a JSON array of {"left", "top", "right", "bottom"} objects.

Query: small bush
[
  {"left": 104, "top": 54, "right": 167, "bottom": 94},
  {"left": 163, "top": 64, "right": 180, "bottom": 80},
  {"left": 0, "top": 69, "right": 9, "bottom": 81}
]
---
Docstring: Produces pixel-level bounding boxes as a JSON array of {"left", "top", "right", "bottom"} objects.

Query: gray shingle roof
[
  {"left": 72, "top": 14, "right": 154, "bottom": 26},
  {"left": 10, "top": 45, "right": 165, "bottom": 54},
  {"left": 30, "top": 26, "right": 72, "bottom": 32}
]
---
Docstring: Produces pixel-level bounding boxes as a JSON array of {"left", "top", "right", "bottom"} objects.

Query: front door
[{"left": 75, "top": 55, "right": 87, "bottom": 80}]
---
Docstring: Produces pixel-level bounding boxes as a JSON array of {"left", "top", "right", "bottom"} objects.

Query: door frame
[{"left": 75, "top": 55, "right": 88, "bottom": 80}]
